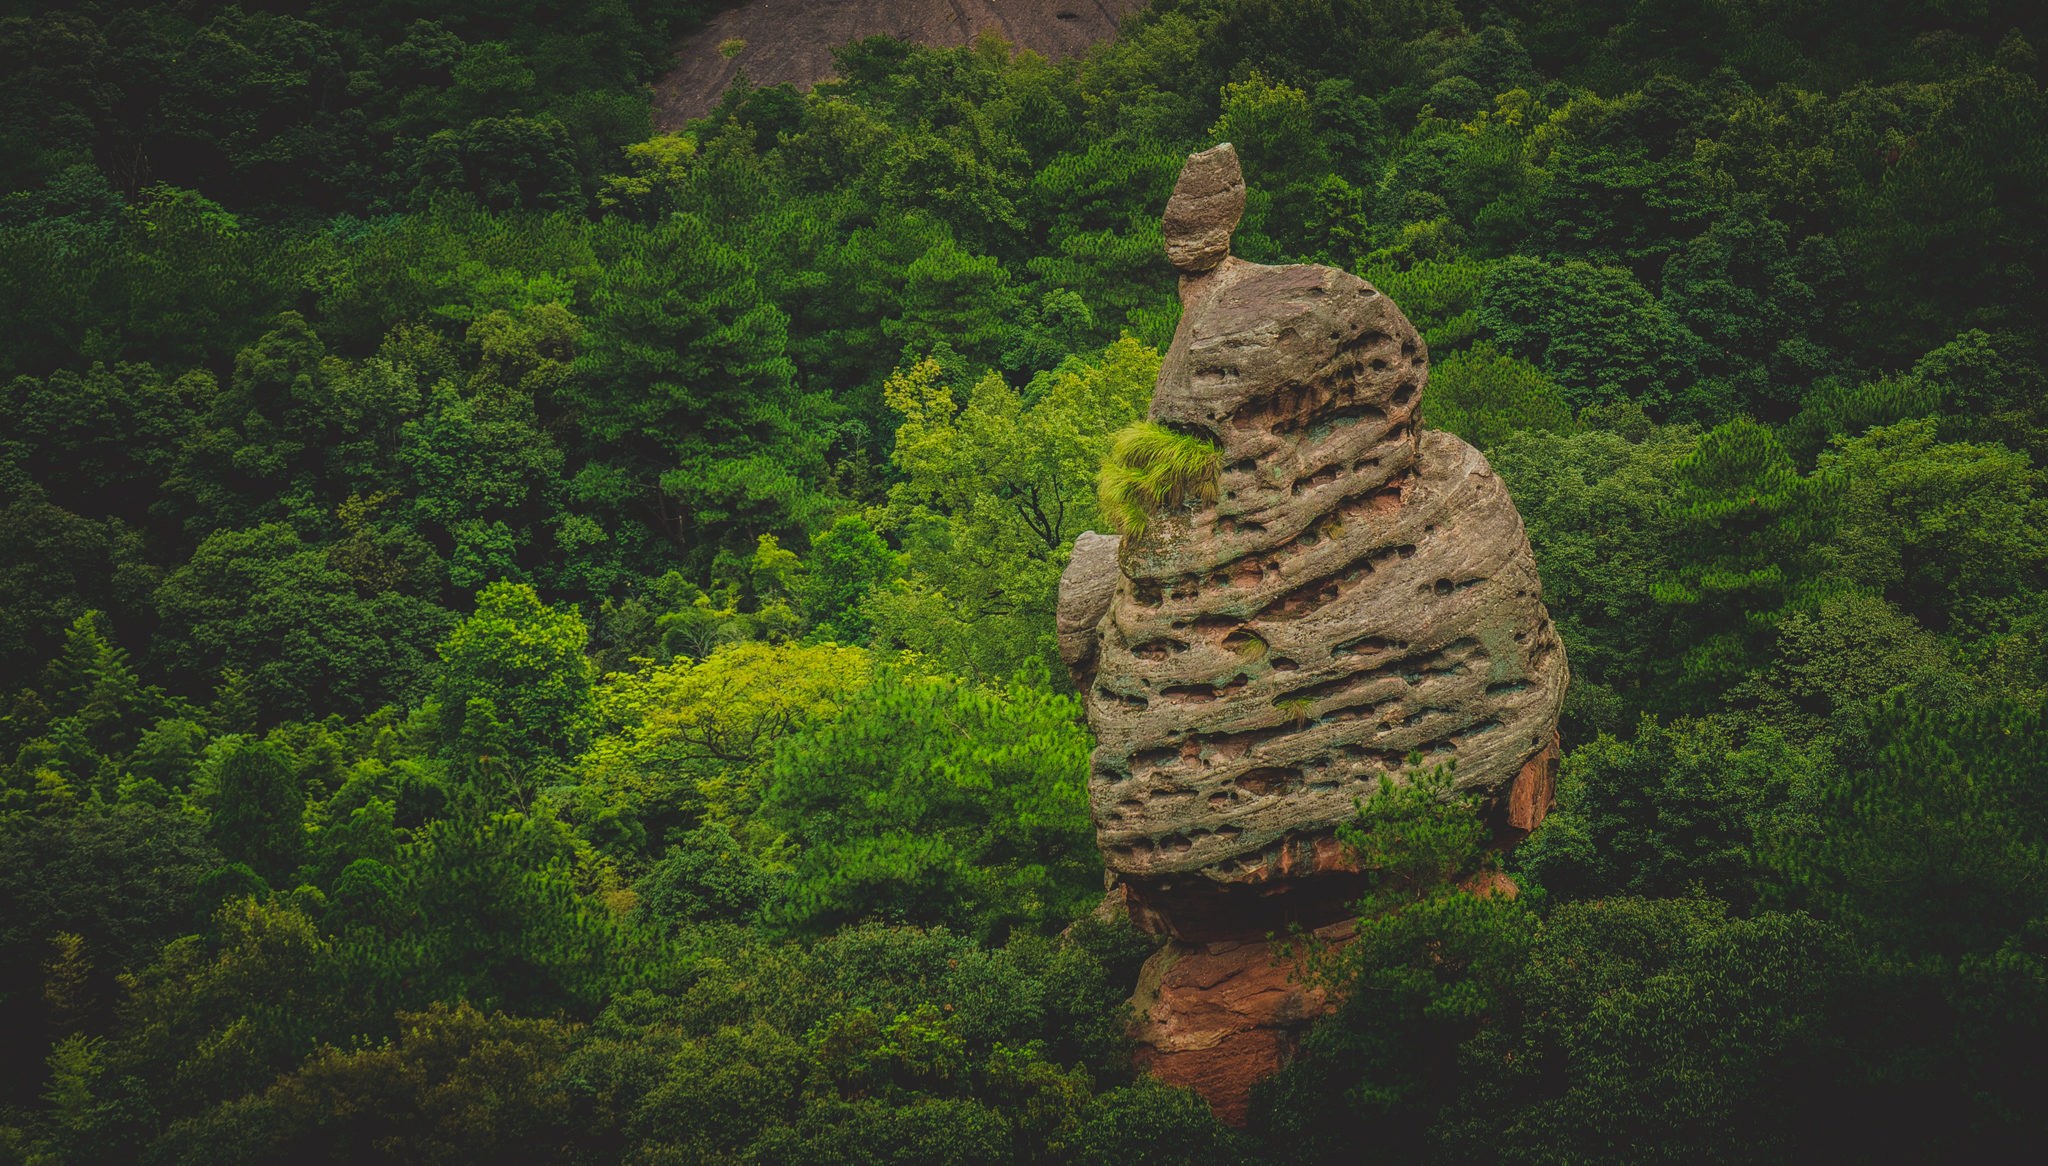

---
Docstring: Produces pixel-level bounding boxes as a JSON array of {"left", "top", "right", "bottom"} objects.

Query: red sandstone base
[
  {"left": 1124, "top": 735, "right": 1562, "bottom": 1126},
  {"left": 1128, "top": 922, "right": 1350, "bottom": 1127}
]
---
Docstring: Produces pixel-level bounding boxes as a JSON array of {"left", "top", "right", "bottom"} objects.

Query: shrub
[{"left": 1096, "top": 422, "right": 1220, "bottom": 539}]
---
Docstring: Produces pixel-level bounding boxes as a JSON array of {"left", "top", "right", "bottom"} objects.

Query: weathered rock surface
[
  {"left": 1128, "top": 919, "right": 1354, "bottom": 1127},
  {"left": 654, "top": 0, "right": 1147, "bottom": 131},
  {"left": 1059, "top": 143, "right": 1568, "bottom": 1122},
  {"left": 1160, "top": 142, "right": 1246, "bottom": 273},
  {"left": 1057, "top": 531, "right": 1123, "bottom": 685}
]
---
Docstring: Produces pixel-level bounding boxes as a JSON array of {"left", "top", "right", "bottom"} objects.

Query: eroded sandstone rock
[
  {"left": 1127, "top": 919, "right": 1355, "bottom": 1127},
  {"left": 1057, "top": 531, "right": 1122, "bottom": 687},
  {"left": 1059, "top": 143, "right": 1568, "bottom": 1121},
  {"left": 1160, "top": 142, "right": 1246, "bottom": 273}
]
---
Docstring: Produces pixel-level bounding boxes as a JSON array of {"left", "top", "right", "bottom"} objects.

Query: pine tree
[
  {"left": 1653, "top": 417, "right": 1845, "bottom": 705},
  {"left": 572, "top": 212, "right": 822, "bottom": 559}
]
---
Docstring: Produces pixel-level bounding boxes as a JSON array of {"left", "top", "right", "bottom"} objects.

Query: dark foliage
[{"left": 2, "top": 2, "right": 2047, "bottom": 1161}]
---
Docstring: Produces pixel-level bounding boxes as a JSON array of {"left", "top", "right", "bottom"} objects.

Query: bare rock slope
[
  {"left": 1059, "top": 143, "right": 1568, "bottom": 1122},
  {"left": 655, "top": 0, "right": 1145, "bottom": 130}
]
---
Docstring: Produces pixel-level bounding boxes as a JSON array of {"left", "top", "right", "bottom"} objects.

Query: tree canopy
[{"left": 3, "top": 2, "right": 2048, "bottom": 1161}]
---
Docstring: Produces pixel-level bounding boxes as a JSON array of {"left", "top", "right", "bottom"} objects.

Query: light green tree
[
  {"left": 760, "top": 662, "right": 1096, "bottom": 941},
  {"left": 867, "top": 335, "right": 1159, "bottom": 681},
  {"left": 576, "top": 639, "right": 871, "bottom": 834},
  {"left": 433, "top": 583, "right": 595, "bottom": 796},
  {"left": 1820, "top": 417, "right": 2048, "bottom": 635}
]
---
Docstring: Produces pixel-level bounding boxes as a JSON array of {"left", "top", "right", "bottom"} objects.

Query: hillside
[
  {"left": 4, "top": 1, "right": 2048, "bottom": 1162},
  {"left": 654, "top": 0, "right": 1146, "bottom": 129}
]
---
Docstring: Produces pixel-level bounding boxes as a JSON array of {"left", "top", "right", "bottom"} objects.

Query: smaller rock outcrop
[{"left": 1058, "top": 531, "right": 1122, "bottom": 687}]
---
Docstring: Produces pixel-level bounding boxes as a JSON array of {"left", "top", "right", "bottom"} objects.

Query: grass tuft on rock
[{"left": 1097, "top": 422, "right": 1222, "bottom": 539}]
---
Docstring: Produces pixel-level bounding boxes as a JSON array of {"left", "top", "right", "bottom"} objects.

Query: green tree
[
  {"left": 1774, "top": 695, "right": 2048, "bottom": 1158},
  {"left": 1363, "top": 257, "right": 1493, "bottom": 352},
  {"left": 1478, "top": 255, "right": 1682, "bottom": 413},
  {"left": 1840, "top": 78, "right": 2048, "bottom": 364},
  {"left": 249, "top": 1001, "right": 578, "bottom": 1165},
  {"left": 634, "top": 822, "right": 774, "bottom": 929},
  {"left": 574, "top": 212, "right": 823, "bottom": 559},
  {"left": 0, "top": 361, "right": 201, "bottom": 520},
  {"left": 1522, "top": 717, "right": 1823, "bottom": 910},
  {"left": 125, "top": 718, "right": 211, "bottom": 803},
  {"left": 1071, "top": 1078, "right": 1248, "bottom": 1166},
  {"left": 793, "top": 514, "right": 899, "bottom": 643},
  {"left": 1735, "top": 592, "right": 1951, "bottom": 736},
  {"left": 575, "top": 638, "right": 871, "bottom": 856},
  {"left": 1486, "top": 422, "right": 1693, "bottom": 732},
  {"left": 306, "top": 795, "right": 402, "bottom": 893},
  {"left": 875, "top": 121, "right": 1028, "bottom": 259},
  {"left": 1440, "top": 898, "right": 1844, "bottom": 1166},
  {"left": 191, "top": 862, "right": 272, "bottom": 927},
  {"left": 1654, "top": 417, "right": 1845, "bottom": 707},
  {"left": 552, "top": 917, "right": 1147, "bottom": 1163},
  {"left": 868, "top": 336, "right": 1158, "bottom": 681},
  {"left": 1787, "top": 696, "right": 2048, "bottom": 959},
  {"left": 315, "top": 203, "right": 597, "bottom": 351},
  {"left": 0, "top": 805, "right": 220, "bottom": 1106},
  {"left": 1423, "top": 340, "right": 1576, "bottom": 451},
  {"left": 1, "top": 179, "right": 323, "bottom": 379},
  {"left": 1821, "top": 417, "right": 2048, "bottom": 636},
  {"left": 1207, "top": 70, "right": 1329, "bottom": 260},
  {"left": 1525, "top": 78, "right": 1719, "bottom": 284},
  {"left": 363, "top": 808, "right": 662, "bottom": 1018},
  {"left": 203, "top": 741, "right": 306, "bottom": 887},
  {"left": 12, "top": 611, "right": 171, "bottom": 796},
  {"left": 150, "top": 523, "right": 457, "bottom": 724},
  {"left": 397, "top": 306, "right": 574, "bottom": 591},
  {"left": 1659, "top": 199, "right": 1847, "bottom": 424},
  {"left": 0, "top": 496, "right": 157, "bottom": 686},
  {"left": 0, "top": 164, "right": 123, "bottom": 248},
  {"left": 1912, "top": 328, "right": 2045, "bottom": 429},
  {"left": 761, "top": 663, "right": 1095, "bottom": 941},
  {"left": 598, "top": 131, "right": 697, "bottom": 220},
  {"left": 100, "top": 895, "right": 344, "bottom": 1120},
  {"left": 1779, "top": 371, "right": 1943, "bottom": 465},
  {"left": 415, "top": 117, "right": 585, "bottom": 214},
  {"left": 432, "top": 582, "right": 595, "bottom": 786},
  {"left": 1020, "top": 140, "right": 1182, "bottom": 346},
  {"left": 163, "top": 313, "right": 422, "bottom": 541}
]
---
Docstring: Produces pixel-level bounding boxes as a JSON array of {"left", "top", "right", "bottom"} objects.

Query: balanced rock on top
[{"left": 1057, "top": 142, "right": 1568, "bottom": 1123}]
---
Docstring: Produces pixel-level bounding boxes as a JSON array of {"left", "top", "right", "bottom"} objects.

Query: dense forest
[{"left": 3, "top": 0, "right": 2047, "bottom": 1161}]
